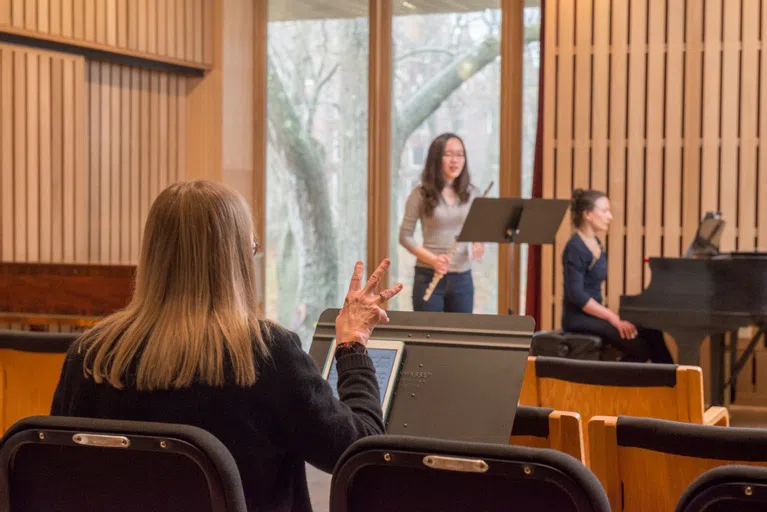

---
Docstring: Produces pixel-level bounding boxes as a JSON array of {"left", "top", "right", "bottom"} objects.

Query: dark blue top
[{"left": 561, "top": 234, "right": 607, "bottom": 328}]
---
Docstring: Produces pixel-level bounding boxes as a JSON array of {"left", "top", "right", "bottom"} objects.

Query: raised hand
[
  {"left": 335, "top": 259, "right": 403, "bottom": 345},
  {"left": 471, "top": 242, "right": 485, "bottom": 261}
]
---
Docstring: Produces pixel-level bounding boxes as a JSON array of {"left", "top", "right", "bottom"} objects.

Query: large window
[
  {"left": 388, "top": 3, "right": 501, "bottom": 314},
  {"left": 266, "top": 2, "right": 368, "bottom": 348}
]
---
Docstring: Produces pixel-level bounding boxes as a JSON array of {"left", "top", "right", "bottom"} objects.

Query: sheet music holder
[
  {"left": 684, "top": 211, "right": 725, "bottom": 258},
  {"left": 309, "top": 309, "right": 535, "bottom": 444},
  {"left": 456, "top": 198, "right": 570, "bottom": 314}
]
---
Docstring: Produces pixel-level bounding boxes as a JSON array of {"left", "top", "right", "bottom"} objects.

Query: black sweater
[
  {"left": 561, "top": 234, "right": 607, "bottom": 329},
  {"left": 50, "top": 327, "right": 384, "bottom": 512}
]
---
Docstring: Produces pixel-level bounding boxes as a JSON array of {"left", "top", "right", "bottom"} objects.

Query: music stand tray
[
  {"left": 456, "top": 198, "right": 570, "bottom": 313},
  {"left": 309, "top": 309, "right": 535, "bottom": 445}
]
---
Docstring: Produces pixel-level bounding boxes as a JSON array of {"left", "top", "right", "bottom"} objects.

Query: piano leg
[
  {"left": 669, "top": 330, "right": 727, "bottom": 407},
  {"left": 709, "top": 333, "right": 725, "bottom": 407}
]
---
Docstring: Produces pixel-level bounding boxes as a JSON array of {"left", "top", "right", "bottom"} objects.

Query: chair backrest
[
  {"left": 588, "top": 415, "right": 767, "bottom": 511},
  {"left": 519, "top": 356, "right": 719, "bottom": 460},
  {"left": 330, "top": 434, "right": 609, "bottom": 512},
  {"left": 0, "top": 330, "right": 79, "bottom": 433},
  {"left": 0, "top": 415, "right": 247, "bottom": 512},
  {"left": 675, "top": 465, "right": 767, "bottom": 512},
  {"left": 511, "top": 405, "right": 584, "bottom": 463}
]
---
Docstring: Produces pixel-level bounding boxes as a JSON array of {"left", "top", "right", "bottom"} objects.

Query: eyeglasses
[
  {"left": 253, "top": 241, "right": 261, "bottom": 255},
  {"left": 442, "top": 152, "right": 465, "bottom": 159}
]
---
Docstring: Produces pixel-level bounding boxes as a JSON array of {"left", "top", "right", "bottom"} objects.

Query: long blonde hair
[{"left": 80, "top": 180, "right": 269, "bottom": 390}]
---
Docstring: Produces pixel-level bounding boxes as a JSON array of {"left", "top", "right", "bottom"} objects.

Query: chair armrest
[{"left": 703, "top": 406, "right": 730, "bottom": 427}]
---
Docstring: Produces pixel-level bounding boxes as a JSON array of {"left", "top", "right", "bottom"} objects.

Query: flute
[{"left": 422, "top": 181, "right": 494, "bottom": 302}]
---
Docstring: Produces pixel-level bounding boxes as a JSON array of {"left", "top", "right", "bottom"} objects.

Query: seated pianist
[
  {"left": 50, "top": 180, "right": 404, "bottom": 512},
  {"left": 561, "top": 188, "right": 673, "bottom": 363}
]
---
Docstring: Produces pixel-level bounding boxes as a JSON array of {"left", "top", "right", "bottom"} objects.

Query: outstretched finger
[
  {"left": 363, "top": 258, "right": 390, "bottom": 295},
  {"left": 347, "top": 261, "right": 364, "bottom": 294},
  {"left": 376, "top": 283, "right": 403, "bottom": 303}
]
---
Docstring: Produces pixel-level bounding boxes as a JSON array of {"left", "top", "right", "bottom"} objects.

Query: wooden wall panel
[
  {"left": 540, "top": 0, "right": 767, "bottom": 330},
  {"left": 0, "top": 44, "right": 189, "bottom": 268},
  {"left": 2, "top": 0, "right": 213, "bottom": 68}
]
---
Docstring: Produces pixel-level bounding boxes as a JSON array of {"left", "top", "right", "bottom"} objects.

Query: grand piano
[{"left": 620, "top": 213, "right": 767, "bottom": 406}]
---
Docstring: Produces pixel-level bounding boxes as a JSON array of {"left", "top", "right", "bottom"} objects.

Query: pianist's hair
[
  {"left": 571, "top": 188, "right": 607, "bottom": 228},
  {"left": 77, "top": 180, "right": 273, "bottom": 391}
]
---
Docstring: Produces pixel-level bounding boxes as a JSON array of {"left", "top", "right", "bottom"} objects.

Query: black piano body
[{"left": 619, "top": 253, "right": 767, "bottom": 406}]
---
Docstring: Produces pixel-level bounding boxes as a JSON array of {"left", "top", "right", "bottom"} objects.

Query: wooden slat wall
[
  {"left": 541, "top": 0, "right": 767, "bottom": 329},
  {"left": 2, "top": 0, "right": 213, "bottom": 67},
  {"left": 0, "top": 44, "right": 186, "bottom": 267}
]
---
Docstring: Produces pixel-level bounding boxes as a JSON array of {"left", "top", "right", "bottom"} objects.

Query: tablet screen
[{"left": 326, "top": 347, "right": 400, "bottom": 405}]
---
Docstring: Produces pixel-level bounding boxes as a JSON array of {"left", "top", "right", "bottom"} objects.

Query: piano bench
[{"left": 531, "top": 330, "right": 604, "bottom": 361}]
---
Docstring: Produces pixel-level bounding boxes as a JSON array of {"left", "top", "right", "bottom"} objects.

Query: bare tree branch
[
  {"left": 395, "top": 47, "right": 456, "bottom": 62},
  {"left": 307, "top": 63, "right": 340, "bottom": 132}
]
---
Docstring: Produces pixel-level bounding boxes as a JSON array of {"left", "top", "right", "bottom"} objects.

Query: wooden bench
[
  {"left": 589, "top": 415, "right": 767, "bottom": 511},
  {"left": 519, "top": 356, "right": 729, "bottom": 462},
  {"left": 510, "top": 405, "right": 584, "bottom": 463}
]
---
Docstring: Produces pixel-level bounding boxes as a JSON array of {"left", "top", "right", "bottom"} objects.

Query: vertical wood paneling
[
  {"left": 110, "top": 64, "right": 121, "bottom": 263},
  {"left": 0, "top": 0, "right": 10, "bottom": 26},
  {"left": 11, "top": 0, "right": 24, "bottom": 28},
  {"left": 664, "top": 0, "right": 684, "bottom": 258},
  {"left": 26, "top": 52, "right": 39, "bottom": 262},
  {"left": 52, "top": 58, "right": 64, "bottom": 262},
  {"left": 99, "top": 62, "right": 110, "bottom": 261},
  {"left": 759, "top": 0, "right": 767, "bottom": 248},
  {"left": 572, "top": 0, "right": 591, "bottom": 190},
  {"left": 553, "top": 1, "right": 574, "bottom": 325},
  {"left": 700, "top": 0, "right": 722, "bottom": 221},
  {"left": 140, "top": 70, "right": 150, "bottom": 233},
  {"left": 61, "top": 0, "right": 72, "bottom": 37},
  {"left": 73, "top": 0, "right": 84, "bottom": 40},
  {"left": 159, "top": 74, "right": 169, "bottom": 192},
  {"left": 120, "top": 67, "right": 131, "bottom": 263},
  {"left": 624, "top": 0, "right": 647, "bottom": 295},
  {"left": 38, "top": 0, "right": 49, "bottom": 33},
  {"left": 644, "top": 0, "right": 665, "bottom": 286},
  {"left": 49, "top": 0, "right": 60, "bottom": 36},
  {"left": 0, "top": 50, "right": 12, "bottom": 262},
  {"left": 540, "top": 0, "right": 767, "bottom": 329},
  {"left": 738, "top": 0, "right": 759, "bottom": 250},
  {"left": 540, "top": 0, "right": 557, "bottom": 329},
  {"left": 38, "top": 56, "right": 52, "bottom": 262},
  {"left": 62, "top": 59, "right": 75, "bottom": 261},
  {"left": 157, "top": 0, "right": 167, "bottom": 56},
  {"left": 130, "top": 69, "right": 140, "bottom": 262},
  {"left": 606, "top": 0, "right": 629, "bottom": 310},
  {"left": 88, "top": 62, "right": 100, "bottom": 261},
  {"left": 74, "top": 57, "right": 87, "bottom": 262},
  {"left": 590, "top": 0, "right": 609, "bottom": 194},
  {"left": 14, "top": 52, "right": 27, "bottom": 261},
  {"left": 719, "top": 0, "right": 740, "bottom": 251},
  {"left": 682, "top": 0, "right": 703, "bottom": 247},
  {"left": 0, "top": 45, "right": 84, "bottom": 265}
]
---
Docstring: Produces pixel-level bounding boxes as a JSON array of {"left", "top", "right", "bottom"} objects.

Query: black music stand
[
  {"left": 309, "top": 309, "right": 535, "bottom": 445},
  {"left": 457, "top": 198, "right": 570, "bottom": 314}
]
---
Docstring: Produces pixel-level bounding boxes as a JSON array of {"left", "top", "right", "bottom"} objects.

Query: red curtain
[{"left": 524, "top": 2, "right": 546, "bottom": 329}]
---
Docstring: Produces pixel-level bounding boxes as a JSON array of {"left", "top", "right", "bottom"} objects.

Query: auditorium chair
[
  {"left": 0, "top": 415, "right": 247, "bottom": 512},
  {"left": 0, "top": 330, "right": 79, "bottom": 433},
  {"left": 510, "top": 405, "right": 585, "bottom": 463},
  {"left": 518, "top": 356, "right": 730, "bottom": 462},
  {"left": 330, "top": 435, "right": 610, "bottom": 512},
  {"left": 588, "top": 416, "right": 767, "bottom": 511},
  {"left": 675, "top": 465, "right": 767, "bottom": 511}
]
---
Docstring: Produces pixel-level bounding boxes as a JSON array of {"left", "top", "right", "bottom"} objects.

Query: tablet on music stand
[{"left": 322, "top": 339, "right": 405, "bottom": 421}]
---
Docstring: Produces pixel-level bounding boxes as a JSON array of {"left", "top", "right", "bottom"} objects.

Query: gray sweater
[{"left": 399, "top": 185, "right": 479, "bottom": 273}]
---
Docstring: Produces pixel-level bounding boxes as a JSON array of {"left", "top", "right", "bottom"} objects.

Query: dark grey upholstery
[
  {"left": 616, "top": 416, "right": 767, "bottom": 461},
  {"left": 512, "top": 406, "right": 554, "bottom": 438},
  {"left": 0, "top": 329, "right": 79, "bottom": 353},
  {"left": 330, "top": 435, "right": 609, "bottom": 512},
  {"left": 0, "top": 415, "right": 247, "bottom": 512},
  {"left": 534, "top": 356, "right": 679, "bottom": 387},
  {"left": 531, "top": 330, "right": 602, "bottom": 360},
  {"left": 676, "top": 465, "right": 767, "bottom": 512}
]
